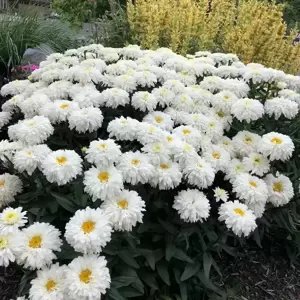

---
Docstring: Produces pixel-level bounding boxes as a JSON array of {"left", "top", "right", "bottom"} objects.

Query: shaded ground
[
  {"left": 219, "top": 249, "right": 300, "bottom": 300},
  {"left": 0, "top": 265, "right": 22, "bottom": 300}
]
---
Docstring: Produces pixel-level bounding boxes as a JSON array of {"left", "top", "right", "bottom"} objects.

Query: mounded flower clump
[{"left": 0, "top": 44, "right": 299, "bottom": 300}]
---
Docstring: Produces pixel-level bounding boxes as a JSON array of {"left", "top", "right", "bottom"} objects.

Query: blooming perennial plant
[{"left": 0, "top": 44, "right": 300, "bottom": 299}]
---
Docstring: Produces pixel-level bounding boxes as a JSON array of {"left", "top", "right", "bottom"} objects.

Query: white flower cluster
[{"left": 1, "top": 44, "right": 299, "bottom": 300}]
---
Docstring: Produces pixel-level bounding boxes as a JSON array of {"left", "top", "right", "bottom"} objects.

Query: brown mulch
[
  {"left": 0, "top": 265, "right": 22, "bottom": 300},
  {"left": 219, "top": 249, "right": 300, "bottom": 300}
]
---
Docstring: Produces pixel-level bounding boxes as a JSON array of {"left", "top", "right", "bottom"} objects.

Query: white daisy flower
[
  {"left": 11, "top": 222, "right": 62, "bottom": 270},
  {"left": 99, "top": 88, "right": 130, "bottom": 108},
  {"left": 64, "top": 255, "right": 110, "bottom": 300},
  {"left": 107, "top": 116, "right": 139, "bottom": 141},
  {"left": 72, "top": 86, "right": 102, "bottom": 108},
  {"left": 0, "top": 207, "right": 27, "bottom": 234},
  {"left": 232, "top": 131, "right": 261, "bottom": 156},
  {"left": 2, "top": 94, "right": 24, "bottom": 113},
  {"left": 85, "top": 139, "right": 121, "bottom": 167},
  {"left": 83, "top": 166, "right": 123, "bottom": 201},
  {"left": 134, "top": 70, "right": 157, "bottom": 87},
  {"left": 150, "top": 160, "right": 182, "bottom": 190},
  {"left": 65, "top": 207, "right": 112, "bottom": 254},
  {"left": 265, "top": 97, "right": 298, "bottom": 120},
  {"left": 41, "top": 150, "right": 83, "bottom": 186},
  {"left": 260, "top": 132, "right": 294, "bottom": 161},
  {"left": 264, "top": 173, "right": 294, "bottom": 207},
  {"left": 136, "top": 122, "right": 164, "bottom": 145},
  {"left": 0, "top": 173, "right": 23, "bottom": 207},
  {"left": 214, "top": 187, "right": 229, "bottom": 202},
  {"left": 70, "top": 65, "right": 104, "bottom": 85},
  {"left": 232, "top": 173, "right": 268, "bottom": 205},
  {"left": 0, "top": 233, "right": 15, "bottom": 267},
  {"left": 114, "top": 74, "right": 136, "bottom": 93},
  {"left": 1, "top": 79, "right": 30, "bottom": 96},
  {"left": 151, "top": 87, "right": 175, "bottom": 107},
  {"left": 224, "top": 159, "right": 247, "bottom": 183},
  {"left": 143, "top": 111, "right": 174, "bottom": 131},
  {"left": 29, "top": 264, "right": 66, "bottom": 300},
  {"left": 163, "top": 79, "right": 185, "bottom": 94},
  {"left": 141, "top": 142, "right": 171, "bottom": 164},
  {"left": 211, "top": 90, "right": 238, "bottom": 114},
  {"left": 46, "top": 80, "right": 73, "bottom": 99},
  {"left": 68, "top": 107, "right": 103, "bottom": 133},
  {"left": 8, "top": 116, "right": 54, "bottom": 145},
  {"left": 199, "top": 76, "right": 223, "bottom": 93},
  {"left": 40, "top": 100, "right": 79, "bottom": 124},
  {"left": 218, "top": 200, "right": 257, "bottom": 237},
  {"left": 117, "top": 151, "right": 155, "bottom": 185},
  {"left": 202, "top": 145, "right": 231, "bottom": 172},
  {"left": 172, "top": 141, "right": 199, "bottom": 166},
  {"left": 0, "top": 111, "right": 12, "bottom": 130},
  {"left": 132, "top": 91, "right": 158, "bottom": 112},
  {"left": 183, "top": 157, "right": 215, "bottom": 189},
  {"left": 246, "top": 201, "right": 266, "bottom": 218},
  {"left": 13, "top": 144, "right": 51, "bottom": 175},
  {"left": 173, "top": 189, "right": 211, "bottom": 223},
  {"left": 231, "top": 98, "right": 264, "bottom": 123},
  {"left": 172, "top": 125, "right": 202, "bottom": 150},
  {"left": 243, "top": 153, "right": 270, "bottom": 176},
  {"left": 101, "top": 189, "right": 146, "bottom": 231}
]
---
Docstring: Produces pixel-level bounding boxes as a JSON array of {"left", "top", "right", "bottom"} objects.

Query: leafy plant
[{"left": 0, "top": 45, "right": 300, "bottom": 300}]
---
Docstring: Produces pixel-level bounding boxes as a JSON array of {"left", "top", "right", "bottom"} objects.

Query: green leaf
[
  {"left": 158, "top": 218, "right": 177, "bottom": 235},
  {"left": 140, "top": 272, "right": 159, "bottom": 290},
  {"left": 203, "top": 252, "right": 212, "bottom": 278},
  {"left": 173, "top": 249, "right": 194, "bottom": 263},
  {"left": 166, "top": 244, "right": 176, "bottom": 261},
  {"left": 180, "top": 262, "right": 200, "bottom": 281},
  {"left": 141, "top": 250, "right": 156, "bottom": 270},
  {"left": 108, "top": 288, "right": 126, "bottom": 300},
  {"left": 156, "top": 261, "right": 170, "bottom": 286},
  {"left": 118, "top": 250, "right": 140, "bottom": 268},
  {"left": 50, "top": 192, "right": 76, "bottom": 213},
  {"left": 111, "top": 276, "right": 137, "bottom": 288},
  {"left": 118, "top": 286, "right": 144, "bottom": 297},
  {"left": 197, "top": 271, "right": 219, "bottom": 292},
  {"left": 179, "top": 282, "right": 188, "bottom": 300}
]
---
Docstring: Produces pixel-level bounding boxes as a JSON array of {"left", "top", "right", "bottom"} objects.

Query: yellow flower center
[
  {"left": 11, "top": 97, "right": 17, "bottom": 102},
  {"left": 98, "top": 172, "right": 109, "bottom": 183},
  {"left": 79, "top": 269, "right": 92, "bottom": 284},
  {"left": 223, "top": 141, "right": 229, "bottom": 145},
  {"left": 224, "top": 95, "right": 230, "bottom": 100},
  {"left": 217, "top": 111, "right": 224, "bottom": 117},
  {"left": 131, "top": 159, "right": 140, "bottom": 166},
  {"left": 56, "top": 156, "right": 67, "bottom": 165},
  {"left": 27, "top": 122, "right": 36, "bottom": 126},
  {"left": 249, "top": 181, "right": 257, "bottom": 188},
  {"left": 3, "top": 211, "right": 18, "bottom": 223},
  {"left": 244, "top": 137, "right": 252, "bottom": 143},
  {"left": 60, "top": 104, "right": 69, "bottom": 109},
  {"left": 167, "top": 136, "right": 173, "bottom": 142},
  {"left": 0, "top": 236, "right": 8, "bottom": 249},
  {"left": 160, "top": 164, "right": 169, "bottom": 169},
  {"left": 254, "top": 157, "right": 261, "bottom": 163},
  {"left": 45, "top": 280, "right": 56, "bottom": 292},
  {"left": 234, "top": 208, "right": 245, "bottom": 216},
  {"left": 273, "top": 182, "right": 283, "bottom": 192},
  {"left": 184, "top": 144, "right": 192, "bottom": 151},
  {"left": 142, "top": 93, "right": 149, "bottom": 101},
  {"left": 98, "top": 143, "right": 107, "bottom": 150},
  {"left": 181, "top": 95, "right": 187, "bottom": 102},
  {"left": 27, "top": 151, "right": 33, "bottom": 156},
  {"left": 81, "top": 221, "right": 95, "bottom": 233},
  {"left": 271, "top": 137, "right": 282, "bottom": 144},
  {"left": 153, "top": 144, "right": 161, "bottom": 151},
  {"left": 0, "top": 180, "right": 5, "bottom": 187},
  {"left": 29, "top": 235, "right": 42, "bottom": 248},
  {"left": 117, "top": 199, "right": 128, "bottom": 209},
  {"left": 208, "top": 123, "right": 215, "bottom": 127},
  {"left": 183, "top": 129, "right": 191, "bottom": 135},
  {"left": 155, "top": 116, "right": 163, "bottom": 123},
  {"left": 121, "top": 120, "right": 128, "bottom": 125},
  {"left": 212, "top": 152, "right": 220, "bottom": 159}
]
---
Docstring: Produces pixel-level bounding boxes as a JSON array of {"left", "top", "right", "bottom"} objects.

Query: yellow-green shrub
[{"left": 127, "top": 0, "right": 300, "bottom": 73}]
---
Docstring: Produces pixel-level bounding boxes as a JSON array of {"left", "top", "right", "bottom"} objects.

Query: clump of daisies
[{"left": 0, "top": 44, "right": 299, "bottom": 299}]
